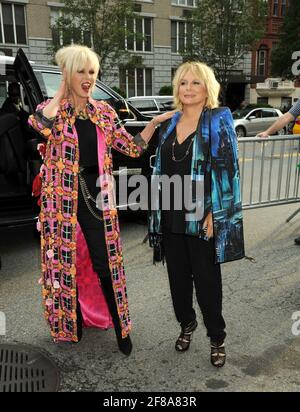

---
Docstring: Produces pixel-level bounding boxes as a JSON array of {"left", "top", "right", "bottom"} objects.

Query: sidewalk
[{"left": 0, "top": 203, "right": 299, "bottom": 392}]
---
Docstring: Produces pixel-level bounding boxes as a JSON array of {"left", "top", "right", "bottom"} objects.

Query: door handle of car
[{"left": 150, "top": 155, "right": 156, "bottom": 169}]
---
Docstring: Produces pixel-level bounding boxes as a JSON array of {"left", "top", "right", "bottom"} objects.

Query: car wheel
[{"left": 236, "top": 126, "right": 246, "bottom": 138}]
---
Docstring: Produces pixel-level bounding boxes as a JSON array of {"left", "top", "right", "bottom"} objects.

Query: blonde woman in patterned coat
[{"left": 28, "top": 44, "right": 174, "bottom": 355}]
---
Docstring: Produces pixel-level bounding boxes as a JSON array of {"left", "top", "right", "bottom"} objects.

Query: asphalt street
[{"left": 0, "top": 204, "right": 299, "bottom": 392}]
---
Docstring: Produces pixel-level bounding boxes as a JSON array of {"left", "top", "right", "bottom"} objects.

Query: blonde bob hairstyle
[
  {"left": 55, "top": 44, "right": 100, "bottom": 87},
  {"left": 173, "top": 61, "right": 220, "bottom": 111}
]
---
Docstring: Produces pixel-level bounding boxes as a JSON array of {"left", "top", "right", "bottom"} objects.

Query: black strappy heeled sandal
[
  {"left": 210, "top": 341, "right": 226, "bottom": 368},
  {"left": 175, "top": 320, "right": 198, "bottom": 352}
]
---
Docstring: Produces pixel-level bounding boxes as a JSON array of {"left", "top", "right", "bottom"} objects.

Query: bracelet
[
  {"left": 36, "top": 110, "right": 55, "bottom": 128},
  {"left": 150, "top": 119, "right": 159, "bottom": 129}
]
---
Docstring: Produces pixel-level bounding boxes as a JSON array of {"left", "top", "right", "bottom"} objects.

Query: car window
[
  {"left": 157, "top": 99, "right": 174, "bottom": 111},
  {"left": 250, "top": 110, "right": 262, "bottom": 119},
  {"left": 91, "top": 85, "right": 113, "bottom": 101},
  {"left": 0, "top": 82, "right": 7, "bottom": 107},
  {"left": 262, "top": 109, "right": 276, "bottom": 118},
  {"left": 232, "top": 109, "right": 252, "bottom": 119},
  {"left": 129, "top": 99, "right": 157, "bottom": 112},
  {"left": 34, "top": 71, "right": 61, "bottom": 98}
]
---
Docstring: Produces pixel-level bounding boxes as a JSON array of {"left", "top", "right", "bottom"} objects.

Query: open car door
[{"left": 14, "top": 48, "right": 44, "bottom": 113}]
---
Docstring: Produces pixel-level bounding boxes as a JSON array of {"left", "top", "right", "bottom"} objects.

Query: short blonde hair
[
  {"left": 173, "top": 61, "right": 220, "bottom": 110},
  {"left": 55, "top": 44, "right": 100, "bottom": 86}
]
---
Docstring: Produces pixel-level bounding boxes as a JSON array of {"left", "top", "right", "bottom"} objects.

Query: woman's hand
[
  {"left": 140, "top": 110, "right": 178, "bottom": 144},
  {"left": 54, "top": 69, "right": 69, "bottom": 101},
  {"left": 202, "top": 212, "right": 213, "bottom": 239},
  {"left": 257, "top": 130, "right": 270, "bottom": 139},
  {"left": 42, "top": 70, "right": 69, "bottom": 119},
  {"left": 151, "top": 110, "right": 178, "bottom": 127}
]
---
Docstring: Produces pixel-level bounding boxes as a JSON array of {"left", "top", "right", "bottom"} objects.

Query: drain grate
[{"left": 0, "top": 344, "right": 60, "bottom": 392}]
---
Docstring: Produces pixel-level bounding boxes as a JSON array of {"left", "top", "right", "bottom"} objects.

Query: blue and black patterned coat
[{"left": 149, "top": 107, "right": 245, "bottom": 264}]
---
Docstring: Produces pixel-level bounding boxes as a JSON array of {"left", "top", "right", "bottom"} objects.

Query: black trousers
[
  {"left": 76, "top": 179, "right": 122, "bottom": 340},
  {"left": 163, "top": 230, "right": 226, "bottom": 343}
]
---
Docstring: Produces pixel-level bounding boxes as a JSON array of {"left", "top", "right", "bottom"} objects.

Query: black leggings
[
  {"left": 77, "top": 180, "right": 110, "bottom": 278},
  {"left": 163, "top": 230, "right": 226, "bottom": 343}
]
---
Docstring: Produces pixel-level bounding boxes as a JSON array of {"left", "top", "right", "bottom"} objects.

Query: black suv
[{"left": 0, "top": 49, "right": 158, "bottom": 229}]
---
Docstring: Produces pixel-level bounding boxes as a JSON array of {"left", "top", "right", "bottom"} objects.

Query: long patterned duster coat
[
  {"left": 149, "top": 107, "right": 245, "bottom": 264},
  {"left": 28, "top": 98, "right": 145, "bottom": 343}
]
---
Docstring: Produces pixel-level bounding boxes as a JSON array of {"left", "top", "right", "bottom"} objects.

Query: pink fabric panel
[
  {"left": 96, "top": 126, "right": 106, "bottom": 175},
  {"left": 76, "top": 222, "right": 113, "bottom": 329}
]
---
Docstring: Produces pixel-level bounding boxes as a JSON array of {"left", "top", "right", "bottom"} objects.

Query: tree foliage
[
  {"left": 184, "top": 0, "right": 267, "bottom": 93},
  {"left": 50, "top": 0, "right": 137, "bottom": 77},
  {"left": 271, "top": 0, "right": 300, "bottom": 79}
]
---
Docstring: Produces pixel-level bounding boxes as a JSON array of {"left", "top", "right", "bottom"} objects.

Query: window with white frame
[
  {"left": 120, "top": 67, "right": 153, "bottom": 97},
  {"left": 171, "top": 21, "right": 192, "bottom": 53},
  {"left": 257, "top": 48, "right": 267, "bottom": 77},
  {"left": 172, "top": 0, "right": 196, "bottom": 6},
  {"left": 0, "top": 2, "right": 27, "bottom": 45},
  {"left": 125, "top": 17, "right": 152, "bottom": 52}
]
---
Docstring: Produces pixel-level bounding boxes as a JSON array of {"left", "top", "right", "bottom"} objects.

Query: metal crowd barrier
[{"left": 238, "top": 135, "right": 300, "bottom": 210}]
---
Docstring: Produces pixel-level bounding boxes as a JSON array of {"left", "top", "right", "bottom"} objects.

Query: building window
[
  {"left": 172, "top": 0, "right": 196, "bottom": 6},
  {"left": 171, "top": 21, "right": 191, "bottom": 53},
  {"left": 51, "top": 9, "right": 92, "bottom": 48},
  {"left": 273, "top": 0, "right": 279, "bottom": 16},
  {"left": 125, "top": 17, "right": 152, "bottom": 52},
  {"left": 120, "top": 67, "right": 153, "bottom": 97},
  {"left": 0, "top": 3, "right": 27, "bottom": 45},
  {"left": 257, "top": 97, "right": 269, "bottom": 106},
  {"left": 257, "top": 48, "right": 267, "bottom": 77},
  {"left": 281, "top": 97, "right": 292, "bottom": 111},
  {"left": 281, "top": 0, "right": 287, "bottom": 16}
]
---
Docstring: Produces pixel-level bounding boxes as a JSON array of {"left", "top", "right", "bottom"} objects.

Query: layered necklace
[
  {"left": 172, "top": 111, "right": 203, "bottom": 162},
  {"left": 172, "top": 133, "right": 195, "bottom": 162}
]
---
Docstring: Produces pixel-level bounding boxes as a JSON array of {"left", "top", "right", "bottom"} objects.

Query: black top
[
  {"left": 75, "top": 118, "right": 98, "bottom": 167},
  {"left": 75, "top": 118, "right": 99, "bottom": 199},
  {"left": 161, "top": 128, "right": 196, "bottom": 233}
]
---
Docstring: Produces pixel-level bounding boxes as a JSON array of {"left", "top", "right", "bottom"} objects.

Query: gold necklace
[{"left": 75, "top": 106, "right": 89, "bottom": 120}]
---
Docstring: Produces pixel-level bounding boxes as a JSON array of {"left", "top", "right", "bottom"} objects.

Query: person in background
[
  {"left": 258, "top": 99, "right": 300, "bottom": 245},
  {"left": 1, "top": 82, "right": 23, "bottom": 114},
  {"left": 2, "top": 82, "right": 34, "bottom": 140}
]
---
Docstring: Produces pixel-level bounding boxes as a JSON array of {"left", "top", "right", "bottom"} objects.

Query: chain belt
[{"left": 78, "top": 167, "right": 103, "bottom": 221}]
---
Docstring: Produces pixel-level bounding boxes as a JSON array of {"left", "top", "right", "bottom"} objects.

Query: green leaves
[
  {"left": 271, "top": 0, "right": 300, "bottom": 79},
  {"left": 184, "top": 0, "right": 267, "bottom": 89},
  {"left": 49, "top": 0, "right": 136, "bottom": 79}
]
